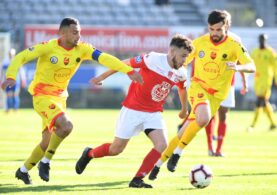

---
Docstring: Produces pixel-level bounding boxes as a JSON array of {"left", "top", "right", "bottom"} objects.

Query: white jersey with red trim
[{"left": 122, "top": 52, "right": 187, "bottom": 112}]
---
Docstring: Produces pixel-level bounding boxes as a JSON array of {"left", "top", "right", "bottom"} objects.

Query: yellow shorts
[
  {"left": 254, "top": 83, "right": 271, "bottom": 99},
  {"left": 188, "top": 82, "right": 222, "bottom": 120},
  {"left": 33, "top": 95, "right": 66, "bottom": 131}
]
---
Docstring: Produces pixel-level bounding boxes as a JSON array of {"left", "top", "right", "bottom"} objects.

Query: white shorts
[
  {"left": 220, "top": 86, "right": 235, "bottom": 108},
  {"left": 115, "top": 106, "right": 167, "bottom": 139}
]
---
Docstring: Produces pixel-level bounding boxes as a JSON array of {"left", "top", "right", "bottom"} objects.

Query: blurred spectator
[
  {"left": 0, "top": 48, "right": 26, "bottom": 113},
  {"left": 155, "top": 0, "right": 170, "bottom": 6}
]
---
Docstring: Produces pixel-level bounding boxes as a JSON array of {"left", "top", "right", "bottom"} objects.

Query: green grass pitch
[{"left": 0, "top": 109, "right": 277, "bottom": 194}]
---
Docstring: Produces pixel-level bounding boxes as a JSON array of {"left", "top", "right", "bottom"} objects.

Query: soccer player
[
  {"left": 248, "top": 34, "right": 277, "bottom": 131},
  {"left": 149, "top": 10, "right": 255, "bottom": 180},
  {"left": 75, "top": 34, "right": 193, "bottom": 188},
  {"left": 0, "top": 48, "right": 26, "bottom": 113},
  {"left": 1, "top": 17, "right": 142, "bottom": 185}
]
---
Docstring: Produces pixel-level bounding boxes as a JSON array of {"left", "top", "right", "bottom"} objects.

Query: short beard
[
  {"left": 211, "top": 35, "right": 223, "bottom": 43},
  {"left": 172, "top": 57, "right": 179, "bottom": 70}
]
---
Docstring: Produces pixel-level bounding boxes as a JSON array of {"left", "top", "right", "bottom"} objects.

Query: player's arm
[
  {"left": 90, "top": 48, "right": 142, "bottom": 84},
  {"left": 226, "top": 44, "right": 256, "bottom": 73},
  {"left": 1, "top": 43, "right": 50, "bottom": 90},
  {"left": 90, "top": 58, "right": 142, "bottom": 86},
  {"left": 239, "top": 72, "right": 248, "bottom": 95},
  {"left": 176, "top": 79, "right": 188, "bottom": 119}
]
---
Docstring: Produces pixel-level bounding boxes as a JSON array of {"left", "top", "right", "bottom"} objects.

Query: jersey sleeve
[
  {"left": 235, "top": 43, "right": 253, "bottom": 65},
  {"left": 6, "top": 42, "right": 52, "bottom": 80},
  {"left": 129, "top": 54, "right": 147, "bottom": 68},
  {"left": 81, "top": 43, "right": 133, "bottom": 74}
]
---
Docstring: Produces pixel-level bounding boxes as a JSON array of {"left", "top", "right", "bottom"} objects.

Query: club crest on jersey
[
  {"left": 50, "top": 56, "right": 58, "bottom": 64},
  {"left": 135, "top": 55, "right": 142, "bottom": 63},
  {"left": 64, "top": 57, "right": 70, "bottom": 65},
  {"left": 151, "top": 81, "right": 171, "bottom": 102},
  {"left": 199, "top": 51, "right": 205, "bottom": 58},
  {"left": 210, "top": 52, "right": 217, "bottom": 60},
  {"left": 49, "top": 104, "right": 56, "bottom": 109}
]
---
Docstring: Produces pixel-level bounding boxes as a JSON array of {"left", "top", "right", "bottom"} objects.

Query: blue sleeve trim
[{"left": 92, "top": 49, "right": 102, "bottom": 61}]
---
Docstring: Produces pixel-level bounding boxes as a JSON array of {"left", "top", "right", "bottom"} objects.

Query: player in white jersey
[{"left": 75, "top": 34, "right": 193, "bottom": 188}]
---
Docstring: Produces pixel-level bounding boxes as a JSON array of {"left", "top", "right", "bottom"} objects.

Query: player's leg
[
  {"left": 5, "top": 87, "right": 15, "bottom": 112},
  {"left": 15, "top": 128, "right": 51, "bottom": 184},
  {"left": 130, "top": 129, "right": 166, "bottom": 188},
  {"left": 205, "top": 116, "right": 216, "bottom": 156},
  {"left": 75, "top": 137, "right": 129, "bottom": 174},
  {"left": 215, "top": 106, "right": 229, "bottom": 156},
  {"left": 249, "top": 97, "right": 264, "bottom": 131},
  {"left": 263, "top": 98, "right": 276, "bottom": 130},
  {"left": 13, "top": 88, "right": 20, "bottom": 111},
  {"left": 167, "top": 103, "right": 210, "bottom": 172}
]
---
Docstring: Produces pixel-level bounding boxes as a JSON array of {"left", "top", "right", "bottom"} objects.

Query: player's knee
[
  {"left": 59, "top": 121, "right": 73, "bottom": 137},
  {"left": 154, "top": 141, "right": 167, "bottom": 153},
  {"left": 196, "top": 117, "right": 210, "bottom": 127}
]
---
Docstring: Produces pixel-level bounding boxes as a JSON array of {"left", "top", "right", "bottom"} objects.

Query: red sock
[
  {"left": 135, "top": 148, "right": 161, "bottom": 178},
  {"left": 216, "top": 122, "right": 227, "bottom": 154},
  {"left": 88, "top": 143, "right": 111, "bottom": 158},
  {"left": 205, "top": 117, "right": 215, "bottom": 151}
]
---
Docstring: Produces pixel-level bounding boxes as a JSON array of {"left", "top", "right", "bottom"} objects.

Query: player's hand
[
  {"left": 1, "top": 78, "right": 16, "bottom": 90},
  {"left": 179, "top": 109, "right": 188, "bottom": 119},
  {"left": 89, "top": 77, "right": 103, "bottom": 86},
  {"left": 226, "top": 62, "right": 238, "bottom": 71},
  {"left": 127, "top": 70, "right": 143, "bottom": 85},
  {"left": 240, "top": 88, "right": 248, "bottom": 95}
]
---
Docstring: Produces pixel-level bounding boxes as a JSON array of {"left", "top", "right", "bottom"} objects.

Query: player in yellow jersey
[
  {"left": 248, "top": 34, "right": 277, "bottom": 131},
  {"left": 1, "top": 17, "right": 142, "bottom": 185},
  {"left": 148, "top": 10, "right": 255, "bottom": 180}
]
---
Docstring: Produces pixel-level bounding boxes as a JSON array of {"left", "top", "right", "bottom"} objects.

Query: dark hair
[
  {"left": 59, "top": 17, "right": 79, "bottom": 31},
  {"left": 259, "top": 33, "right": 268, "bottom": 40},
  {"left": 208, "top": 10, "right": 230, "bottom": 26},
  {"left": 170, "top": 34, "right": 193, "bottom": 52}
]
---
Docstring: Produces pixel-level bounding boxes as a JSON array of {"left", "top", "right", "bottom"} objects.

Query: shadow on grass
[
  {"left": 0, "top": 181, "right": 128, "bottom": 193},
  {"left": 219, "top": 172, "right": 277, "bottom": 177}
]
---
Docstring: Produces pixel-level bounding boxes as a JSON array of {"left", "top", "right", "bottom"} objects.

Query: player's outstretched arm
[
  {"left": 226, "top": 62, "right": 256, "bottom": 73},
  {"left": 90, "top": 69, "right": 117, "bottom": 85},
  {"left": 239, "top": 72, "right": 248, "bottom": 95}
]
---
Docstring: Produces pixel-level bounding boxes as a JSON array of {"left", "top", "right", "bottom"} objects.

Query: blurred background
[{"left": 0, "top": 0, "right": 277, "bottom": 110}]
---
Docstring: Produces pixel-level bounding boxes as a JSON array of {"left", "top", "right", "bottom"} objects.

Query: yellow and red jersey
[
  {"left": 6, "top": 39, "right": 133, "bottom": 97},
  {"left": 186, "top": 34, "right": 253, "bottom": 100},
  {"left": 251, "top": 47, "right": 277, "bottom": 87}
]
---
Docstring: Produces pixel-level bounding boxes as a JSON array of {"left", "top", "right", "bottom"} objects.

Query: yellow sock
[
  {"left": 178, "top": 121, "right": 201, "bottom": 149},
  {"left": 24, "top": 145, "right": 45, "bottom": 170},
  {"left": 44, "top": 132, "right": 64, "bottom": 160},
  {"left": 264, "top": 103, "right": 276, "bottom": 125},
  {"left": 251, "top": 107, "right": 262, "bottom": 127},
  {"left": 160, "top": 136, "right": 179, "bottom": 162}
]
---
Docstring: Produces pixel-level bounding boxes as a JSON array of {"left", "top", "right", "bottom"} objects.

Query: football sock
[
  {"left": 251, "top": 107, "right": 262, "bottom": 127},
  {"left": 20, "top": 165, "right": 28, "bottom": 173},
  {"left": 177, "top": 120, "right": 201, "bottom": 149},
  {"left": 264, "top": 103, "right": 276, "bottom": 125},
  {"left": 44, "top": 132, "right": 63, "bottom": 160},
  {"left": 135, "top": 148, "right": 161, "bottom": 178},
  {"left": 216, "top": 122, "right": 227, "bottom": 154},
  {"left": 205, "top": 117, "right": 215, "bottom": 151},
  {"left": 41, "top": 157, "right": 50, "bottom": 163},
  {"left": 160, "top": 136, "right": 179, "bottom": 162},
  {"left": 88, "top": 143, "right": 111, "bottom": 158},
  {"left": 24, "top": 144, "right": 45, "bottom": 170}
]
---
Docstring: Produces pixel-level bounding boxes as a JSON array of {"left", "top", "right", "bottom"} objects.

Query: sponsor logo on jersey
[
  {"left": 54, "top": 68, "right": 71, "bottom": 83},
  {"left": 135, "top": 55, "right": 142, "bottom": 63},
  {"left": 76, "top": 57, "right": 81, "bottom": 62},
  {"left": 198, "top": 93, "right": 204, "bottom": 98},
  {"left": 222, "top": 53, "right": 227, "bottom": 59},
  {"left": 50, "top": 56, "right": 58, "bottom": 64},
  {"left": 64, "top": 57, "right": 70, "bottom": 65},
  {"left": 199, "top": 51, "right": 205, "bottom": 58}
]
